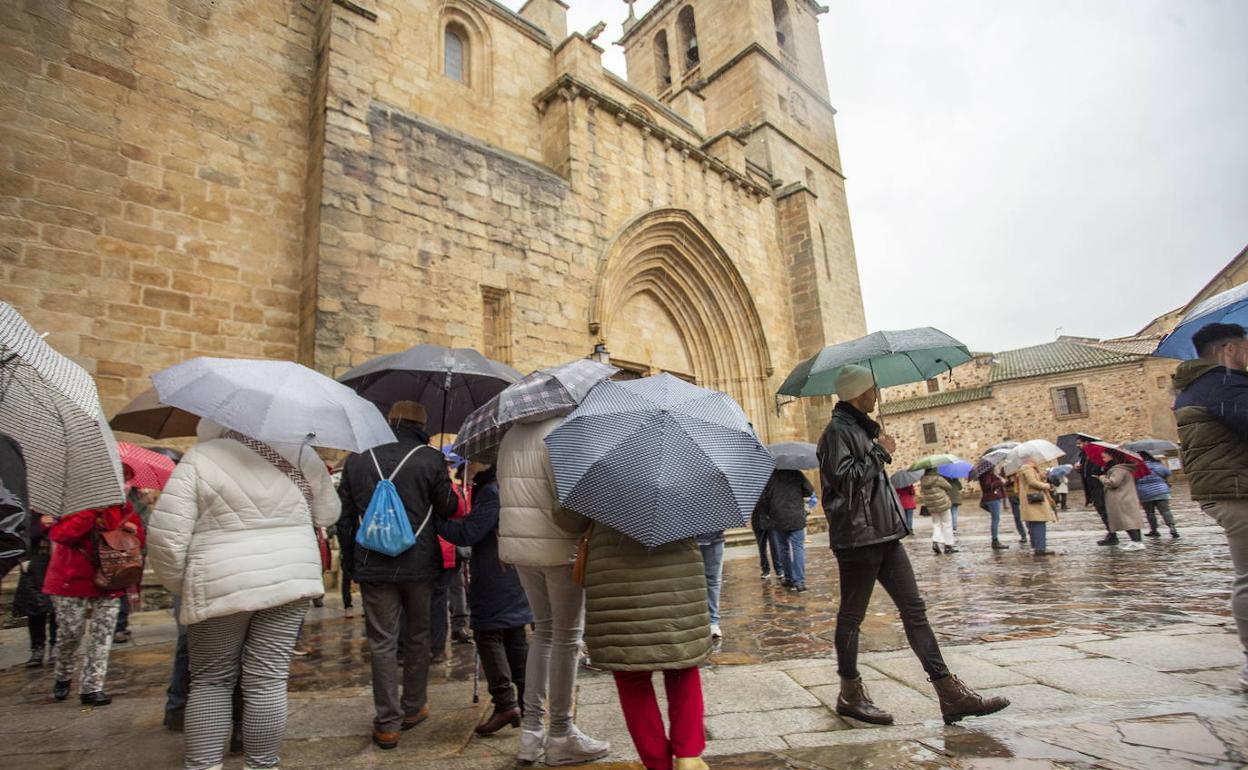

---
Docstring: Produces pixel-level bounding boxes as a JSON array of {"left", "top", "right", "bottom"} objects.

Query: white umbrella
[
  {"left": 1002, "top": 439, "right": 1065, "bottom": 475},
  {"left": 0, "top": 302, "right": 124, "bottom": 515},
  {"left": 151, "top": 357, "right": 395, "bottom": 452}
]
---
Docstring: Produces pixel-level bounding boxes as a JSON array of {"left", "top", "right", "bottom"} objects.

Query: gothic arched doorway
[{"left": 589, "top": 208, "right": 774, "bottom": 438}]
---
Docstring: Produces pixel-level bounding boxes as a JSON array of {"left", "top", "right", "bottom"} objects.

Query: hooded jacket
[
  {"left": 147, "top": 422, "right": 338, "bottom": 624},
  {"left": 1173, "top": 359, "right": 1248, "bottom": 501},
  {"left": 816, "top": 402, "right": 908, "bottom": 551},
  {"left": 1134, "top": 461, "right": 1172, "bottom": 502},
  {"left": 496, "top": 417, "right": 584, "bottom": 567},
  {"left": 433, "top": 468, "right": 533, "bottom": 632},
  {"left": 337, "top": 421, "right": 459, "bottom": 584},
  {"left": 758, "top": 469, "right": 814, "bottom": 533},
  {"left": 920, "top": 472, "right": 953, "bottom": 515}
]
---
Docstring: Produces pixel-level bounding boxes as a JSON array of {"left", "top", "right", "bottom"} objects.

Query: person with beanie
[{"left": 816, "top": 365, "right": 1009, "bottom": 726}]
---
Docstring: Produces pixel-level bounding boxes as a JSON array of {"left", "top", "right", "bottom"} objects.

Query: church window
[
  {"left": 481, "top": 286, "right": 512, "bottom": 364},
  {"left": 772, "top": 0, "right": 795, "bottom": 57},
  {"left": 1051, "top": 384, "right": 1087, "bottom": 418},
  {"left": 677, "top": 6, "right": 699, "bottom": 71},
  {"left": 444, "top": 24, "right": 468, "bottom": 84},
  {"left": 654, "top": 30, "right": 672, "bottom": 89},
  {"left": 926, "top": 377, "right": 941, "bottom": 393},
  {"left": 922, "top": 422, "right": 939, "bottom": 444}
]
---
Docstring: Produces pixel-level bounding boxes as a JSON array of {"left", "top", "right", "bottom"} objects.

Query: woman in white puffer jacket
[{"left": 148, "top": 421, "right": 340, "bottom": 770}]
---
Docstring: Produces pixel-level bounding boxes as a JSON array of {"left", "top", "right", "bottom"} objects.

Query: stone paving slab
[
  {"left": 969, "top": 644, "right": 1089, "bottom": 666},
  {"left": 1076, "top": 632, "right": 1246, "bottom": 672},
  {"left": 868, "top": 651, "right": 1035, "bottom": 691},
  {"left": 1011, "top": 657, "right": 1216, "bottom": 699},
  {"left": 810, "top": 678, "right": 940, "bottom": 726},
  {"left": 705, "top": 706, "right": 844, "bottom": 739}
]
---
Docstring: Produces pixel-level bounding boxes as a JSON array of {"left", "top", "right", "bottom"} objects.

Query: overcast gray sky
[{"left": 507, "top": 0, "right": 1248, "bottom": 353}]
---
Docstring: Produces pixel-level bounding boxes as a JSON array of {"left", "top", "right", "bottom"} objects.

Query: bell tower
[{"left": 619, "top": 0, "right": 868, "bottom": 437}]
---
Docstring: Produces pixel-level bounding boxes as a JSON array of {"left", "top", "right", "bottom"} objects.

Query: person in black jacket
[
  {"left": 337, "top": 401, "right": 459, "bottom": 750},
  {"left": 434, "top": 462, "right": 533, "bottom": 737},
  {"left": 759, "top": 469, "right": 813, "bottom": 591},
  {"left": 817, "top": 365, "right": 1008, "bottom": 727}
]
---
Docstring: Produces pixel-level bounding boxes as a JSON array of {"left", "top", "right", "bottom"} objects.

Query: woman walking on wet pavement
[
  {"left": 817, "top": 365, "right": 1008, "bottom": 727},
  {"left": 1101, "top": 450, "right": 1147, "bottom": 551},
  {"left": 976, "top": 468, "right": 1010, "bottom": 550},
  {"left": 920, "top": 468, "right": 957, "bottom": 554},
  {"left": 1015, "top": 460, "right": 1057, "bottom": 556},
  {"left": 1135, "top": 451, "right": 1179, "bottom": 538}
]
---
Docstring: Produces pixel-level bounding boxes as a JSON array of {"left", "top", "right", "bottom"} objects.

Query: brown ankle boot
[
  {"left": 474, "top": 706, "right": 521, "bottom": 735},
  {"left": 835, "top": 676, "right": 894, "bottom": 725},
  {"left": 931, "top": 674, "right": 1009, "bottom": 724}
]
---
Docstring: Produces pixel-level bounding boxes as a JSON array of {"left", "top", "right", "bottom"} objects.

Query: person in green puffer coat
[
  {"left": 580, "top": 521, "right": 711, "bottom": 770},
  {"left": 1172, "top": 322, "right": 1248, "bottom": 692}
]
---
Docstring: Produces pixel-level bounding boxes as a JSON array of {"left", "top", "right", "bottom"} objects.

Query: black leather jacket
[{"left": 816, "top": 402, "right": 908, "bottom": 551}]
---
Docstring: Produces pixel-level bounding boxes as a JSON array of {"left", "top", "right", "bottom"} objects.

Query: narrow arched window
[
  {"left": 677, "top": 6, "right": 699, "bottom": 71},
  {"left": 772, "top": 0, "right": 795, "bottom": 57},
  {"left": 654, "top": 30, "right": 672, "bottom": 89},
  {"left": 444, "top": 24, "right": 467, "bottom": 83}
]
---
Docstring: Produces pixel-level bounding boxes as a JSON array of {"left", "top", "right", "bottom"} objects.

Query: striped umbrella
[
  {"left": 545, "top": 373, "right": 774, "bottom": 548},
  {"left": 452, "top": 359, "right": 617, "bottom": 462},
  {"left": 0, "top": 302, "right": 124, "bottom": 516},
  {"left": 118, "top": 442, "right": 176, "bottom": 490}
]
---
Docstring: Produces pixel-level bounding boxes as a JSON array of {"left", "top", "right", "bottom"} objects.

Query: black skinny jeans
[
  {"left": 475, "top": 626, "right": 527, "bottom": 711},
  {"left": 834, "top": 540, "right": 948, "bottom": 681}
]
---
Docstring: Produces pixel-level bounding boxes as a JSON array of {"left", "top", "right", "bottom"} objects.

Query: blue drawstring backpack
[{"left": 356, "top": 446, "right": 431, "bottom": 557}]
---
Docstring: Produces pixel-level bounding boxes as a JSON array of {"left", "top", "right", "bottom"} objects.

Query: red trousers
[{"left": 612, "top": 667, "right": 706, "bottom": 770}]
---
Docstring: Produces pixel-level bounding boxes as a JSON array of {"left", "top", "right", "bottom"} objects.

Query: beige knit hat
[{"left": 835, "top": 364, "right": 876, "bottom": 401}]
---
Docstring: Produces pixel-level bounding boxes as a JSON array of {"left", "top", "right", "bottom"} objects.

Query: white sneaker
[
  {"left": 545, "top": 725, "right": 610, "bottom": 766},
  {"left": 516, "top": 728, "right": 545, "bottom": 766},
  {"left": 1239, "top": 661, "right": 1248, "bottom": 692},
  {"left": 1123, "top": 541, "right": 1146, "bottom": 551},
  {"left": 710, "top": 623, "right": 722, "bottom": 639}
]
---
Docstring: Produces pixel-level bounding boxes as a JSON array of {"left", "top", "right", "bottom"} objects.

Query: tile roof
[
  {"left": 1084, "top": 336, "right": 1163, "bottom": 356},
  {"left": 879, "top": 385, "right": 994, "bottom": 416},
  {"left": 989, "top": 339, "right": 1145, "bottom": 383}
]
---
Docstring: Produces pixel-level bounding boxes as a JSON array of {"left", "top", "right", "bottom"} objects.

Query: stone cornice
[
  {"left": 533, "top": 75, "right": 770, "bottom": 198},
  {"left": 469, "top": 0, "right": 553, "bottom": 48},
  {"left": 616, "top": 0, "right": 679, "bottom": 45},
  {"left": 742, "top": 120, "right": 846, "bottom": 179},
  {"left": 701, "top": 43, "right": 837, "bottom": 117}
]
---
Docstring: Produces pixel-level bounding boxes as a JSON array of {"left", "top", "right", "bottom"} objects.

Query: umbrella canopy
[
  {"left": 1084, "top": 441, "right": 1150, "bottom": 479},
  {"left": 986, "top": 441, "right": 1020, "bottom": 452},
  {"left": 545, "top": 373, "right": 774, "bottom": 548},
  {"left": 938, "top": 460, "right": 973, "bottom": 479},
  {"left": 109, "top": 387, "right": 200, "bottom": 439},
  {"left": 1155, "top": 282, "right": 1248, "bottom": 359},
  {"left": 152, "top": 357, "right": 395, "bottom": 452},
  {"left": 0, "top": 302, "right": 124, "bottom": 516},
  {"left": 452, "top": 359, "right": 617, "bottom": 462},
  {"left": 890, "top": 469, "right": 923, "bottom": 489},
  {"left": 338, "top": 344, "right": 521, "bottom": 435},
  {"left": 1002, "top": 439, "right": 1066, "bottom": 475},
  {"left": 1047, "top": 464, "right": 1074, "bottom": 482},
  {"left": 777, "top": 328, "right": 972, "bottom": 397},
  {"left": 909, "top": 453, "right": 961, "bottom": 472},
  {"left": 1122, "top": 438, "right": 1179, "bottom": 455},
  {"left": 768, "top": 441, "right": 819, "bottom": 471},
  {"left": 118, "top": 442, "right": 176, "bottom": 490}
]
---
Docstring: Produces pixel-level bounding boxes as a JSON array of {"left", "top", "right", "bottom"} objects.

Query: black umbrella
[
  {"left": 338, "top": 344, "right": 522, "bottom": 435},
  {"left": 767, "top": 441, "right": 818, "bottom": 471}
]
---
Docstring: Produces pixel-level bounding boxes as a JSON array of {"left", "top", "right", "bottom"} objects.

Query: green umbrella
[
  {"left": 778, "top": 327, "right": 972, "bottom": 397},
  {"left": 909, "top": 453, "right": 961, "bottom": 471}
]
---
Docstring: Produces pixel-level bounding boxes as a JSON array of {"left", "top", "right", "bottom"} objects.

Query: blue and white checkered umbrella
[
  {"left": 545, "top": 373, "right": 774, "bottom": 548},
  {"left": 452, "top": 359, "right": 617, "bottom": 462}
]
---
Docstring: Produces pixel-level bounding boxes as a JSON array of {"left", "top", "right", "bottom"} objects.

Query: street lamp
[{"left": 591, "top": 343, "right": 610, "bottom": 364}]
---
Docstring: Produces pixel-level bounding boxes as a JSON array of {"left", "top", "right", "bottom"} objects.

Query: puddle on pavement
[{"left": 786, "top": 740, "right": 944, "bottom": 769}]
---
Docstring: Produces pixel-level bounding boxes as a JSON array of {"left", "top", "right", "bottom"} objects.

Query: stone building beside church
[{"left": 0, "top": 0, "right": 867, "bottom": 441}]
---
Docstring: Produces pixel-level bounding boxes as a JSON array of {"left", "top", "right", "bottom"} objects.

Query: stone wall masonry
[{"left": 0, "top": 0, "right": 317, "bottom": 414}]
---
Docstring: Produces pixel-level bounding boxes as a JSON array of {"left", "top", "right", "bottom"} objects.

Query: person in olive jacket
[
  {"left": 580, "top": 519, "right": 712, "bottom": 770},
  {"left": 817, "top": 365, "right": 1008, "bottom": 727},
  {"left": 1173, "top": 322, "right": 1248, "bottom": 691},
  {"left": 336, "top": 401, "right": 459, "bottom": 750}
]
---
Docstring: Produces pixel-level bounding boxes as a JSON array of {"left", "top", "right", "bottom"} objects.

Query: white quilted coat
[
  {"left": 147, "top": 423, "right": 341, "bottom": 625},
  {"left": 497, "top": 417, "right": 581, "bottom": 567}
]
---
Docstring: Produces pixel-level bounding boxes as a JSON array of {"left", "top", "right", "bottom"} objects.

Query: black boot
[
  {"left": 1170, "top": 527, "right": 1180, "bottom": 538},
  {"left": 79, "top": 691, "right": 112, "bottom": 707},
  {"left": 1145, "top": 529, "right": 1161, "bottom": 538},
  {"left": 26, "top": 645, "right": 45, "bottom": 668},
  {"left": 1097, "top": 533, "right": 1119, "bottom": 546},
  {"left": 52, "top": 679, "right": 70, "bottom": 701},
  {"left": 932, "top": 543, "right": 942, "bottom": 555},
  {"left": 835, "top": 676, "right": 895, "bottom": 725},
  {"left": 991, "top": 539, "right": 1009, "bottom": 550},
  {"left": 943, "top": 544, "right": 959, "bottom": 554}
]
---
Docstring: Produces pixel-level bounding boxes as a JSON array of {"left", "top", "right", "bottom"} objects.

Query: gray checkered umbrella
[
  {"left": 338, "top": 344, "right": 522, "bottom": 435},
  {"left": 0, "top": 302, "right": 124, "bottom": 516},
  {"left": 545, "top": 373, "right": 775, "bottom": 548},
  {"left": 452, "top": 359, "right": 617, "bottom": 462}
]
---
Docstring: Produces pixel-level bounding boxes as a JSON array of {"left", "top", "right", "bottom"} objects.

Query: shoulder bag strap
[{"left": 223, "top": 430, "right": 314, "bottom": 509}]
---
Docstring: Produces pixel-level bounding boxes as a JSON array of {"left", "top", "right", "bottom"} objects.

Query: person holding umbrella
[
  {"left": 1015, "top": 458, "right": 1058, "bottom": 556},
  {"left": 817, "top": 365, "right": 1008, "bottom": 726},
  {"left": 756, "top": 468, "right": 815, "bottom": 592},
  {"left": 920, "top": 468, "right": 956, "bottom": 555},
  {"left": 975, "top": 465, "right": 1010, "bottom": 551},
  {"left": 1095, "top": 445, "right": 1148, "bottom": 551},
  {"left": 1075, "top": 434, "right": 1114, "bottom": 545},
  {"left": 1135, "top": 450, "right": 1178, "bottom": 538},
  {"left": 895, "top": 482, "right": 917, "bottom": 531}
]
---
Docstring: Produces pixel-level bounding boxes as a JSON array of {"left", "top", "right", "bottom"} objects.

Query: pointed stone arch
[{"left": 590, "top": 208, "right": 775, "bottom": 436}]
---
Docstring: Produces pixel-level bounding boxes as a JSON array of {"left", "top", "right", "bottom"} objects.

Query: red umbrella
[
  {"left": 1084, "top": 441, "right": 1149, "bottom": 479},
  {"left": 118, "top": 442, "right": 176, "bottom": 490}
]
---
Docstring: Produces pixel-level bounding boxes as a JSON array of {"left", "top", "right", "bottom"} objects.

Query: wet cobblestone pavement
[{"left": 1, "top": 484, "right": 1244, "bottom": 768}]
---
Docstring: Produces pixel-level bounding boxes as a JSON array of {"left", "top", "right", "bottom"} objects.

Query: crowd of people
[{"left": 6, "top": 321, "right": 1248, "bottom": 769}]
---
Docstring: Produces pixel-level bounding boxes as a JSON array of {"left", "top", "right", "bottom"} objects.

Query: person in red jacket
[
  {"left": 42, "top": 501, "right": 145, "bottom": 706},
  {"left": 896, "top": 484, "right": 917, "bottom": 530}
]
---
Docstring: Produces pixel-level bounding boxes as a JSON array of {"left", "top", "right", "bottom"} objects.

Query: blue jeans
[
  {"left": 779, "top": 529, "right": 806, "bottom": 587},
  {"left": 755, "top": 529, "right": 784, "bottom": 577},
  {"left": 1009, "top": 496, "right": 1026, "bottom": 538},
  {"left": 699, "top": 541, "right": 725, "bottom": 625},
  {"left": 1028, "top": 521, "right": 1047, "bottom": 552},
  {"left": 950, "top": 505, "right": 959, "bottom": 531},
  {"left": 983, "top": 499, "right": 1001, "bottom": 541},
  {"left": 904, "top": 508, "right": 914, "bottom": 530}
]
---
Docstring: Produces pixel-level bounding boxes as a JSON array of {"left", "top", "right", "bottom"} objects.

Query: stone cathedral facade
[{"left": 0, "top": 0, "right": 867, "bottom": 441}]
